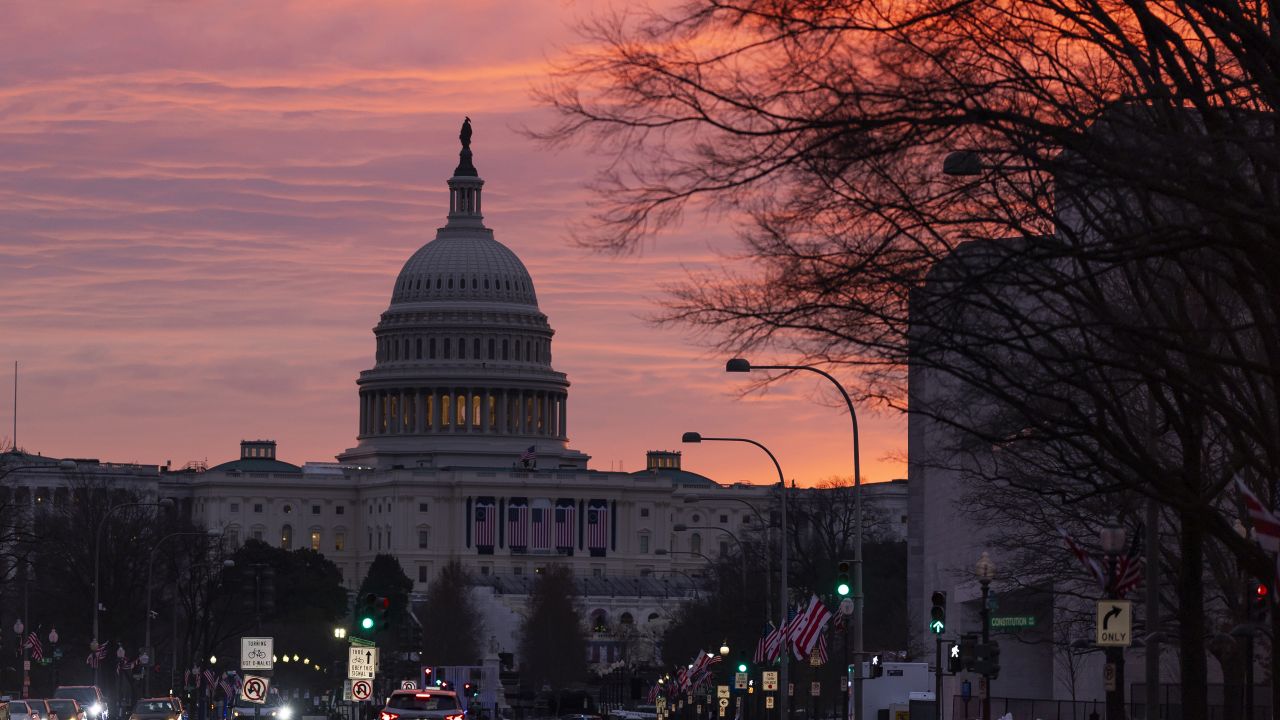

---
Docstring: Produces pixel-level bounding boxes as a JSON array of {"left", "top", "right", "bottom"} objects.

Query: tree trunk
[{"left": 1178, "top": 509, "right": 1208, "bottom": 718}]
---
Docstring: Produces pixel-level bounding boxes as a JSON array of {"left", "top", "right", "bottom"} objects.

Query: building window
[
  {"left": 367, "top": 531, "right": 372, "bottom": 550},
  {"left": 459, "top": 338, "right": 466, "bottom": 359},
  {"left": 640, "top": 507, "right": 650, "bottom": 518},
  {"left": 281, "top": 524, "right": 293, "bottom": 550},
  {"left": 430, "top": 338, "right": 437, "bottom": 359},
  {"left": 647, "top": 612, "right": 660, "bottom": 622},
  {"left": 335, "top": 532, "right": 346, "bottom": 551},
  {"left": 230, "top": 502, "right": 240, "bottom": 513},
  {"left": 386, "top": 530, "right": 391, "bottom": 547},
  {"left": 336, "top": 505, "right": 345, "bottom": 515},
  {"left": 419, "top": 502, "right": 429, "bottom": 512},
  {"left": 252, "top": 529, "right": 263, "bottom": 541},
  {"left": 283, "top": 504, "right": 293, "bottom": 514},
  {"left": 691, "top": 514, "right": 701, "bottom": 523},
  {"left": 513, "top": 566, "right": 524, "bottom": 576},
  {"left": 488, "top": 339, "right": 495, "bottom": 359},
  {"left": 480, "top": 566, "right": 491, "bottom": 576},
  {"left": 720, "top": 540, "right": 729, "bottom": 557},
  {"left": 226, "top": 528, "right": 240, "bottom": 548},
  {"left": 312, "top": 505, "right": 321, "bottom": 515},
  {"left": 418, "top": 530, "right": 430, "bottom": 549},
  {"left": 620, "top": 612, "right": 634, "bottom": 625},
  {"left": 639, "top": 534, "right": 650, "bottom": 554},
  {"left": 690, "top": 533, "right": 702, "bottom": 554},
  {"left": 254, "top": 503, "right": 264, "bottom": 513},
  {"left": 473, "top": 338, "right": 481, "bottom": 358},
  {"left": 742, "top": 515, "right": 752, "bottom": 525},
  {"left": 310, "top": 531, "right": 321, "bottom": 551},
  {"left": 720, "top": 514, "right": 728, "bottom": 524},
  {"left": 418, "top": 566, "right": 428, "bottom": 583},
  {"left": 444, "top": 338, "right": 451, "bottom": 359},
  {"left": 416, "top": 338, "right": 423, "bottom": 359},
  {"left": 592, "top": 567, "right": 603, "bottom": 577}
]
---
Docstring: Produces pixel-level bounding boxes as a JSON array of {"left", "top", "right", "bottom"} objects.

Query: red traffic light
[
  {"left": 1258, "top": 583, "right": 1269, "bottom": 598},
  {"left": 380, "top": 597, "right": 390, "bottom": 609}
]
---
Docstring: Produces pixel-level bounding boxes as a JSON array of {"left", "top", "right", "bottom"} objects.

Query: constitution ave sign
[
  {"left": 348, "top": 646, "right": 379, "bottom": 679},
  {"left": 1095, "top": 600, "right": 1132, "bottom": 647}
]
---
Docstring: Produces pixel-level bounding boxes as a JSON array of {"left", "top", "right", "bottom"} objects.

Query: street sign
[
  {"left": 1104, "top": 663, "right": 1117, "bottom": 691},
  {"left": 349, "top": 636, "right": 375, "bottom": 648},
  {"left": 342, "top": 680, "right": 352, "bottom": 702},
  {"left": 348, "top": 646, "right": 379, "bottom": 679},
  {"left": 1095, "top": 600, "right": 1132, "bottom": 647},
  {"left": 765, "top": 697, "right": 774, "bottom": 710},
  {"left": 241, "top": 675, "right": 270, "bottom": 704},
  {"left": 810, "top": 682, "right": 820, "bottom": 697},
  {"left": 241, "top": 637, "right": 274, "bottom": 670},
  {"left": 788, "top": 683, "right": 794, "bottom": 697},
  {"left": 401, "top": 680, "right": 417, "bottom": 690},
  {"left": 351, "top": 679, "right": 373, "bottom": 702},
  {"left": 762, "top": 671, "right": 778, "bottom": 692},
  {"left": 717, "top": 686, "right": 729, "bottom": 699},
  {"left": 718, "top": 699, "right": 729, "bottom": 709},
  {"left": 734, "top": 673, "right": 747, "bottom": 690},
  {"left": 989, "top": 615, "right": 1036, "bottom": 629}
]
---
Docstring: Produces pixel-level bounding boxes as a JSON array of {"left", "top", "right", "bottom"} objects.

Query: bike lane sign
[{"left": 241, "top": 637, "right": 274, "bottom": 670}]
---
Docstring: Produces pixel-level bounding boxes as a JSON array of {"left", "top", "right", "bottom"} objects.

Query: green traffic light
[
  {"left": 836, "top": 581, "right": 851, "bottom": 597},
  {"left": 737, "top": 663, "right": 747, "bottom": 673},
  {"left": 361, "top": 617, "right": 374, "bottom": 630},
  {"left": 929, "top": 619, "right": 944, "bottom": 634}
]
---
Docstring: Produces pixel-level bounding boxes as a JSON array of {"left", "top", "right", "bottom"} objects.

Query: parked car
[
  {"left": 53, "top": 689, "right": 105, "bottom": 720},
  {"left": 10, "top": 700, "right": 40, "bottom": 720},
  {"left": 46, "top": 699, "right": 84, "bottom": 720},
  {"left": 378, "top": 690, "right": 464, "bottom": 720}
]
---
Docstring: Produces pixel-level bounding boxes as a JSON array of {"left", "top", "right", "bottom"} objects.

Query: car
[
  {"left": 128, "top": 699, "right": 182, "bottom": 720},
  {"left": 46, "top": 699, "right": 84, "bottom": 720},
  {"left": 53, "top": 689, "right": 105, "bottom": 720},
  {"left": 25, "top": 700, "right": 55, "bottom": 720},
  {"left": 378, "top": 690, "right": 464, "bottom": 720},
  {"left": 10, "top": 701, "right": 40, "bottom": 720},
  {"left": 230, "top": 693, "right": 292, "bottom": 720}
]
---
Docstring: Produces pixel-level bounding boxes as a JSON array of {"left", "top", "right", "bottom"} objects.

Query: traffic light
[
  {"left": 359, "top": 593, "right": 376, "bottom": 631},
  {"left": 1253, "top": 582, "right": 1270, "bottom": 622},
  {"left": 375, "top": 595, "right": 391, "bottom": 631},
  {"left": 986, "top": 641, "right": 1001, "bottom": 680},
  {"left": 869, "top": 655, "right": 883, "bottom": 678},
  {"left": 957, "top": 634, "right": 978, "bottom": 672},
  {"left": 835, "top": 561, "right": 851, "bottom": 597},
  {"left": 947, "top": 642, "right": 962, "bottom": 674},
  {"left": 929, "top": 591, "right": 946, "bottom": 634}
]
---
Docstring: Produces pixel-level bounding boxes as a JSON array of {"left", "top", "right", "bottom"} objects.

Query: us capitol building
[{"left": 1, "top": 122, "right": 906, "bottom": 663}]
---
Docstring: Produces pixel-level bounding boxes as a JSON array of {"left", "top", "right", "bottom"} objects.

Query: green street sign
[
  {"left": 929, "top": 620, "right": 944, "bottom": 634},
  {"left": 989, "top": 615, "right": 1036, "bottom": 629}
]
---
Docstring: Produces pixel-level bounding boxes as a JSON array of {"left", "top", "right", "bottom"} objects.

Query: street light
[
  {"left": 93, "top": 498, "right": 175, "bottom": 686},
  {"left": 145, "top": 528, "right": 222, "bottom": 694},
  {"left": 0, "top": 457, "right": 78, "bottom": 482},
  {"left": 682, "top": 429, "right": 791, "bottom": 720},
  {"left": 1099, "top": 525, "right": 1128, "bottom": 720},
  {"left": 975, "top": 552, "right": 996, "bottom": 720},
  {"left": 720, "top": 642, "right": 730, "bottom": 657},
  {"left": 725, "top": 356, "right": 866, "bottom": 720}
]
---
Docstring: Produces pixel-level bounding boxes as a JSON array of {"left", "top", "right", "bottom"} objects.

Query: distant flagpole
[{"left": 11, "top": 360, "right": 16, "bottom": 453}]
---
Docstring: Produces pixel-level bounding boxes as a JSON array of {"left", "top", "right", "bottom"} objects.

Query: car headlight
[{"left": 278, "top": 708, "right": 293, "bottom": 720}]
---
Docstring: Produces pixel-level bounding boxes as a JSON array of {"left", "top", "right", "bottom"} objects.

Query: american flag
[
  {"left": 219, "top": 673, "right": 234, "bottom": 698},
  {"left": 24, "top": 632, "right": 42, "bottom": 661},
  {"left": 813, "top": 633, "right": 828, "bottom": 665},
  {"left": 1239, "top": 476, "right": 1280, "bottom": 552},
  {"left": 530, "top": 505, "right": 552, "bottom": 549},
  {"left": 1111, "top": 526, "right": 1145, "bottom": 597},
  {"left": 1060, "top": 528, "right": 1106, "bottom": 587},
  {"left": 520, "top": 445, "right": 536, "bottom": 462},
  {"left": 474, "top": 500, "right": 496, "bottom": 548},
  {"left": 587, "top": 503, "right": 608, "bottom": 551},
  {"left": 204, "top": 668, "right": 217, "bottom": 691},
  {"left": 754, "top": 624, "right": 774, "bottom": 663},
  {"left": 790, "top": 595, "right": 832, "bottom": 660},
  {"left": 85, "top": 642, "right": 108, "bottom": 667},
  {"left": 507, "top": 501, "right": 529, "bottom": 549},
  {"left": 118, "top": 654, "right": 138, "bottom": 674},
  {"left": 555, "top": 503, "right": 576, "bottom": 550}
]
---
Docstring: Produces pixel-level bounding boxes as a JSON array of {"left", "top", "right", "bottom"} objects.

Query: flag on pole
[
  {"left": 24, "top": 632, "right": 42, "bottom": 661},
  {"left": 814, "top": 633, "right": 828, "bottom": 665},
  {"left": 204, "top": 668, "right": 217, "bottom": 691},
  {"left": 791, "top": 595, "right": 832, "bottom": 659},
  {"left": 1059, "top": 528, "right": 1107, "bottom": 586},
  {"left": 1111, "top": 524, "right": 1145, "bottom": 597},
  {"left": 754, "top": 624, "right": 775, "bottom": 664}
]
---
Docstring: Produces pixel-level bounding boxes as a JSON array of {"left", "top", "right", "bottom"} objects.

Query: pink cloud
[{"left": 0, "top": 0, "right": 904, "bottom": 485}]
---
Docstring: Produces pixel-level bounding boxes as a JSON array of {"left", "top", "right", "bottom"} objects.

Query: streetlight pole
[
  {"left": 975, "top": 553, "right": 995, "bottom": 720},
  {"left": 145, "top": 529, "right": 221, "bottom": 695},
  {"left": 682, "top": 495, "right": 772, "bottom": 622},
  {"left": 1100, "top": 526, "right": 1128, "bottom": 720},
  {"left": 672, "top": 525, "right": 750, "bottom": 591},
  {"left": 681, "top": 432, "right": 789, "bottom": 720},
  {"left": 726, "top": 358, "right": 864, "bottom": 720},
  {"left": 94, "top": 499, "right": 174, "bottom": 687}
]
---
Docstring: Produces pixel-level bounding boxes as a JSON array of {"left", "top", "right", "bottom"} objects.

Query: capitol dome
[
  {"left": 338, "top": 119, "right": 587, "bottom": 471},
  {"left": 391, "top": 233, "right": 538, "bottom": 307}
]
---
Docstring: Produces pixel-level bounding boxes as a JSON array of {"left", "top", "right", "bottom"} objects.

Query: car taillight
[
  {"left": 444, "top": 713, "right": 464, "bottom": 720},
  {"left": 379, "top": 712, "right": 400, "bottom": 720}
]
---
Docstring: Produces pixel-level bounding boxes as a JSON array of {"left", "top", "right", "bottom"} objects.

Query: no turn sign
[
  {"left": 401, "top": 680, "right": 418, "bottom": 690},
  {"left": 241, "top": 675, "right": 270, "bottom": 705},
  {"left": 352, "top": 679, "right": 373, "bottom": 702}
]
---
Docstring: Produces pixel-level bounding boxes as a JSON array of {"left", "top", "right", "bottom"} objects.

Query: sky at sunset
[{"left": 0, "top": 1, "right": 905, "bottom": 486}]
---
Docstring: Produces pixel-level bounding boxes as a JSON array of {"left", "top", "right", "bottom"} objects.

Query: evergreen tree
[
  {"left": 357, "top": 554, "right": 414, "bottom": 637},
  {"left": 518, "top": 565, "right": 587, "bottom": 694},
  {"left": 418, "top": 561, "right": 484, "bottom": 665}
]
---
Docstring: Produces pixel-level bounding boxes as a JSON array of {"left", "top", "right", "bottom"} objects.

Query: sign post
[{"left": 1095, "top": 601, "right": 1133, "bottom": 647}]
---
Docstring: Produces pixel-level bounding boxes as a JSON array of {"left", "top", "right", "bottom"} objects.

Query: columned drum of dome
[{"left": 338, "top": 120, "right": 588, "bottom": 471}]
